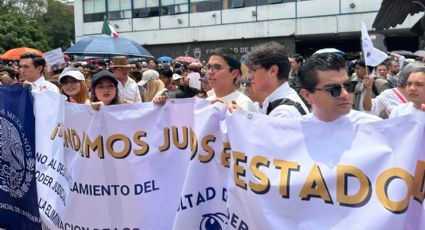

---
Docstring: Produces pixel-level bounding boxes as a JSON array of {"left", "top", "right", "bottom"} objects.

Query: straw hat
[{"left": 109, "top": 56, "right": 136, "bottom": 68}]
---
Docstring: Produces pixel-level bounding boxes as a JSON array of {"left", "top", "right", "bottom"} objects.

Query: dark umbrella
[{"left": 64, "top": 35, "right": 152, "bottom": 58}]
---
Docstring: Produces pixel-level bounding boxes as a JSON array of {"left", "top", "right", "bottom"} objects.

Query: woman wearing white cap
[
  {"left": 59, "top": 69, "right": 89, "bottom": 104},
  {"left": 138, "top": 69, "right": 165, "bottom": 102}
]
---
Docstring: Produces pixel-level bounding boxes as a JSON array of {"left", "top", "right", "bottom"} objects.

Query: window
[
  {"left": 161, "top": 0, "right": 189, "bottom": 15},
  {"left": 191, "top": 0, "right": 222, "bottom": 13},
  {"left": 83, "top": 0, "right": 106, "bottom": 22},
  {"left": 231, "top": 0, "right": 245, "bottom": 8},
  {"left": 133, "top": 0, "right": 160, "bottom": 17},
  {"left": 107, "top": 0, "right": 132, "bottom": 20},
  {"left": 268, "top": 0, "right": 283, "bottom": 3}
]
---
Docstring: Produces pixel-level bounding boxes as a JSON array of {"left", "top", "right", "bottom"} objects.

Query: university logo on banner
[{"left": 0, "top": 84, "right": 41, "bottom": 229}]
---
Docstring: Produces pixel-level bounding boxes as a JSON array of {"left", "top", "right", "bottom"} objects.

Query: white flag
[{"left": 361, "top": 21, "right": 388, "bottom": 66}]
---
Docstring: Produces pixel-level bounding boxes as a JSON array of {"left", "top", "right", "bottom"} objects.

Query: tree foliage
[
  {"left": 0, "top": 13, "right": 50, "bottom": 53},
  {"left": 0, "top": 0, "right": 74, "bottom": 54}
]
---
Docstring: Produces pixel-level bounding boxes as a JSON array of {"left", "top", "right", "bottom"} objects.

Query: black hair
[
  {"left": 20, "top": 52, "right": 46, "bottom": 73},
  {"left": 290, "top": 54, "right": 304, "bottom": 64},
  {"left": 355, "top": 59, "right": 373, "bottom": 73},
  {"left": 299, "top": 53, "right": 347, "bottom": 92},
  {"left": 245, "top": 42, "right": 290, "bottom": 80},
  {"left": 210, "top": 48, "right": 241, "bottom": 73},
  {"left": 158, "top": 67, "right": 173, "bottom": 79},
  {"left": 173, "top": 68, "right": 183, "bottom": 75}
]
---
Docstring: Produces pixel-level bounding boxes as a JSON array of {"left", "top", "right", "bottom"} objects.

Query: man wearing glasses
[
  {"left": 298, "top": 53, "right": 381, "bottom": 123},
  {"left": 207, "top": 48, "right": 257, "bottom": 112},
  {"left": 244, "top": 42, "right": 308, "bottom": 118}
]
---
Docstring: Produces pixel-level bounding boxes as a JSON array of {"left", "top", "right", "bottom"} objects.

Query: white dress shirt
[{"left": 118, "top": 76, "right": 142, "bottom": 103}]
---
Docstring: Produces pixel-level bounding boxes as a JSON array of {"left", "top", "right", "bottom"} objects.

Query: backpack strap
[
  {"left": 391, "top": 88, "right": 407, "bottom": 103},
  {"left": 266, "top": 98, "right": 307, "bottom": 115}
]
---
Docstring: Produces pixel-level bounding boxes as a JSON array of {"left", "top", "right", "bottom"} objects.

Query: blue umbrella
[
  {"left": 156, "top": 56, "right": 173, "bottom": 63},
  {"left": 65, "top": 35, "right": 152, "bottom": 58}
]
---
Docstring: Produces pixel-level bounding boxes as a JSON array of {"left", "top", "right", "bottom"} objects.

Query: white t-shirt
[
  {"left": 260, "top": 82, "right": 309, "bottom": 118},
  {"left": 118, "top": 76, "right": 142, "bottom": 103},
  {"left": 302, "top": 110, "right": 382, "bottom": 124},
  {"left": 389, "top": 102, "right": 423, "bottom": 118},
  {"left": 368, "top": 88, "right": 408, "bottom": 116},
  {"left": 207, "top": 90, "right": 257, "bottom": 112}
]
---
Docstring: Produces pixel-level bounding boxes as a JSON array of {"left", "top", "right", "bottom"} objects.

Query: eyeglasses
[
  {"left": 314, "top": 81, "right": 357, "bottom": 97},
  {"left": 206, "top": 64, "right": 228, "bottom": 73},
  {"left": 240, "top": 78, "right": 251, "bottom": 87},
  {"left": 248, "top": 66, "right": 265, "bottom": 75}
]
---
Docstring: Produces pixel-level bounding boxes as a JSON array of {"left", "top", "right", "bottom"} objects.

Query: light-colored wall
[{"left": 74, "top": 0, "right": 420, "bottom": 45}]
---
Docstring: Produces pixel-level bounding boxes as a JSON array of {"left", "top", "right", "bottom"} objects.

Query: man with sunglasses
[
  {"left": 299, "top": 53, "right": 381, "bottom": 123},
  {"left": 244, "top": 42, "right": 308, "bottom": 118}
]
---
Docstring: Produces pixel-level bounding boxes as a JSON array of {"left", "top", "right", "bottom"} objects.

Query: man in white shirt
[
  {"left": 244, "top": 42, "right": 308, "bottom": 118},
  {"left": 390, "top": 67, "right": 425, "bottom": 118},
  {"left": 299, "top": 53, "right": 380, "bottom": 124},
  {"left": 19, "top": 53, "right": 59, "bottom": 93},
  {"left": 110, "top": 56, "right": 142, "bottom": 103},
  {"left": 207, "top": 48, "right": 257, "bottom": 112}
]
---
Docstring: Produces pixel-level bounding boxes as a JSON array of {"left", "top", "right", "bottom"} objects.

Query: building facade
[{"left": 74, "top": 0, "right": 422, "bottom": 60}]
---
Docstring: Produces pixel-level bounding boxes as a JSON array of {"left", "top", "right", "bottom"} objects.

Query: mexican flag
[{"left": 102, "top": 17, "right": 119, "bottom": 38}]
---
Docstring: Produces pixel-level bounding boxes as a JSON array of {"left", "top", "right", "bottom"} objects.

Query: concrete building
[{"left": 74, "top": 0, "right": 422, "bottom": 60}]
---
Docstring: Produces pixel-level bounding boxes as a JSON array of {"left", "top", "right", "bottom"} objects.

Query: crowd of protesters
[{"left": 0, "top": 41, "right": 424, "bottom": 121}]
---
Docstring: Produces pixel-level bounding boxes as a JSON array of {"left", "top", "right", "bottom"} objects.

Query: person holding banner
[
  {"left": 206, "top": 48, "right": 257, "bottom": 112},
  {"left": 390, "top": 67, "right": 425, "bottom": 117},
  {"left": 299, "top": 53, "right": 381, "bottom": 123},
  {"left": 19, "top": 52, "right": 60, "bottom": 93},
  {"left": 90, "top": 70, "right": 121, "bottom": 110},
  {"left": 58, "top": 69, "right": 90, "bottom": 104}
]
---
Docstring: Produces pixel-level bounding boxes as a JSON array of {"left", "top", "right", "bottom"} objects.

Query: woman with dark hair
[
  {"left": 90, "top": 70, "right": 121, "bottom": 110},
  {"left": 59, "top": 69, "right": 90, "bottom": 104}
]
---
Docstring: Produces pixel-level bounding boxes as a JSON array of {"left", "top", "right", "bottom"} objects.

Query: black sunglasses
[{"left": 314, "top": 81, "right": 357, "bottom": 97}]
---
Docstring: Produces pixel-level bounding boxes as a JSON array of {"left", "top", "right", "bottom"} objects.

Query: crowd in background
[{"left": 0, "top": 42, "right": 424, "bottom": 120}]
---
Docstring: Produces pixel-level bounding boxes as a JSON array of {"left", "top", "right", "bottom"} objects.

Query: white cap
[
  {"left": 172, "top": 73, "right": 182, "bottom": 80},
  {"left": 138, "top": 69, "right": 159, "bottom": 87},
  {"left": 59, "top": 70, "right": 85, "bottom": 84}
]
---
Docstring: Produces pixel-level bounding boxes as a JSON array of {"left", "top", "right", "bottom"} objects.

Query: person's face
[
  {"left": 112, "top": 67, "right": 130, "bottom": 80},
  {"left": 289, "top": 58, "right": 300, "bottom": 72},
  {"left": 94, "top": 79, "right": 117, "bottom": 105},
  {"left": 207, "top": 55, "right": 237, "bottom": 93},
  {"left": 355, "top": 65, "right": 366, "bottom": 79},
  {"left": 159, "top": 75, "right": 171, "bottom": 87},
  {"left": 148, "top": 60, "right": 157, "bottom": 69},
  {"left": 390, "top": 61, "right": 400, "bottom": 75},
  {"left": 83, "top": 68, "right": 91, "bottom": 78},
  {"left": 406, "top": 72, "right": 425, "bottom": 107},
  {"left": 61, "top": 76, "right": 81, "bottom": 97},
  {"left": 247, "top": 64, "right": 278, "bottom": 95},
  {"left": 19, "top": 58, "right": 42, "bottom": 82},
  {"left": 376, "top": 65, "right": 389, "bottom": 77},
  {"left": 301, "top": 69, "right": 353, "bottom": 122}
]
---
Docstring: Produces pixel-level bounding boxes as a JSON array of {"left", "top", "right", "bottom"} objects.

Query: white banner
[
  {"left": 225, "top": 111, "right": 425, "bottom": 230},
  {"left": 35, "top": 92, "right": 194, "bottom": 229},
  {"left": 32, "top": 91, "right": 425, "bottom": 230}
]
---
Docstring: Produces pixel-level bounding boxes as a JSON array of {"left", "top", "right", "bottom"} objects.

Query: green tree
[
  {"left": 0, "top": 13, "right": 50, "bottom": 53},
  {"left": 0, "top": 0, "right": 47, "bottom": 19},
  {"left": 38, "top": 0, "right": 75, "bottom": 51}
]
